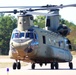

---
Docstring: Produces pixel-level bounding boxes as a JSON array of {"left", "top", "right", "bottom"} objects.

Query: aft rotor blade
[
  {"left": 42, "top": 4, "right": 76, "bottom": 9},
  {"left": 27, "top": 12, "right": 58, "bottom": 16}
]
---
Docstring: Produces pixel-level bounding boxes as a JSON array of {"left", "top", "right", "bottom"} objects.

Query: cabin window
[{"left": 42, "top": 36, "right": 46, "bottom": 44}]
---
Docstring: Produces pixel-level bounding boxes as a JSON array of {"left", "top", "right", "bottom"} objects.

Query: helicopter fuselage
[{"left": 9, "top": 26, "right": 72, "bottom": 64}]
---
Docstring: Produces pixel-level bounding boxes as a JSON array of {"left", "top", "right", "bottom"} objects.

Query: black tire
[
  {"left": 69, "top": 62, "right": 73, "bottom": 69},
  {"left": 40, "top": 63, "right": 43, "bottom": 67},
  {"left": 13, "top": 62, "right": 16, "bottom": 70},
  {"left": 55, "top": 62, "right": 59, "bottom": 69},
  {"left": 32, "top": 63, "right": 35, "bottom": 69},
  {"left": 51, "top": 62, "right": 54, "bottom": 69},
  {"left": 17, "top": 62, "right": 21, "bottom": 69}
]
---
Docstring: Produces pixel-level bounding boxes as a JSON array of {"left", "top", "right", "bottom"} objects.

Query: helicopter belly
[{"left": 46, "top": 45, "right": 72, "bottom": 62}]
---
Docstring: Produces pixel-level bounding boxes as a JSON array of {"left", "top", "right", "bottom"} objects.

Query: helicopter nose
[{"left": 11, "top": 39, "right": 33, "bottom": 49}]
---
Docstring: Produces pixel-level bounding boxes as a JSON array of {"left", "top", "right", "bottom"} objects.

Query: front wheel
[
  {"left": 13, "top": 62, "right": 16, "bottom": 70},
  {"left": 17, "top": 62, "right": 21, "bottom": 69}
]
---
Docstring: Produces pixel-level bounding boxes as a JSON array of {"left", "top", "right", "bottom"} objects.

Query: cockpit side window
[
  {"left": 12, "top": 32, "right": 25, "bottom": 39},
  {"left": 26, "top": 32, "right": 34, "bottom": 39},
  {"left": 26, "top": 32, "right": 38, "bottom": 40}
]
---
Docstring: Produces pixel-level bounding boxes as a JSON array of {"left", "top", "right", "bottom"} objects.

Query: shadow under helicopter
[
  {"left": 29, "top": 68, "right": 76, "bottom": 70},
  {"left": 28, "top": 63, "right": 76, "bottom": 70}
]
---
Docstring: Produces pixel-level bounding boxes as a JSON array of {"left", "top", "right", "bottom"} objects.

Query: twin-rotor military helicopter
[{"left": 0, "top": 4, "right": 76, "bottom": 70}]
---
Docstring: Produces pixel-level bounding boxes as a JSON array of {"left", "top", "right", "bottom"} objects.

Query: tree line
[{"left": 0, "top": 14, "right": 76, "bottom": 55}]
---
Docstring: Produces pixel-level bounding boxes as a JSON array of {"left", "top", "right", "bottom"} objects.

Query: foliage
[
  {"left": 34, "top": 16, "right": 45, "bottom": 28},
  {"left": 0, "top": 14, "right": 17, "bottom": 55}
]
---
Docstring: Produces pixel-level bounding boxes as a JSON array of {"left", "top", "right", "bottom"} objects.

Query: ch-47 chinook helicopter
[{"left": 0, "top": 4, "right": 76, "bottom": 70}]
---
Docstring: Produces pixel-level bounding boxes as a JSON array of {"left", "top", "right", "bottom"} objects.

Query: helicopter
[{"left": 0, "top": 4, "right": 76, "bottom": 70}]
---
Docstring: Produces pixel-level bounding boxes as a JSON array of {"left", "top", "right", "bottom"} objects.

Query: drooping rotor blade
[{"left": 26, "top": 12, "right": 58, "bottom": 16}]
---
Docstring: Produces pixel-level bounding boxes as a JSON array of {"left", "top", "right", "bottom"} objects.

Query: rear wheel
[
  {"left": 51, "top": 62, "right": 54, "bottom": 69},
  {"left": 69, "top": 62, "right": 73, "bottom": 69},
  {"left": 51, "top": 62, "right": 59, "bottom": 69},
  {"left": 39, "top": 63, "right": 43, "bottom": 67},
  {"left": 31, "top": 63, "right": 35, "bottom": 69},
  {"left": 55, "top": 62, "right": 59, "bottom": 69}
]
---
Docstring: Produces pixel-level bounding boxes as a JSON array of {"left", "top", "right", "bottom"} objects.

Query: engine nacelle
[{"left": 57, "top": 24, "right": 71, "bottom": 36}]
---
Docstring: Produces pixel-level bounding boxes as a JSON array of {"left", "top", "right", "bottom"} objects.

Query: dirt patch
[
  {"left": 0, "top": 62, "right": 27, "bottom": 68},
  {"left": 71, "top": 51, "right": 76, "bottom": 55},
  {"left": 0, "top": 55, "right": 9, "bottom": 59}
]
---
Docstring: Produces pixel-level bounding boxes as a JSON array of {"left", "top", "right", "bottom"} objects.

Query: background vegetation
[
  {"left": 0, "top": 14, "right": 17, "bottom": 55},
  {"left": 0, "top": 14, "right": 76, "bottom": 55}
]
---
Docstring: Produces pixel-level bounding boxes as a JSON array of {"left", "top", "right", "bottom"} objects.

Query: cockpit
[
  {"left": 12, "top": 32, "right": 25, "bottom": 38},
  {"left": 11, "top": 32, "right": 38, "bottom": 40},
  {"left": 26, "top": 32, "right": 38, "bottom": 39}
]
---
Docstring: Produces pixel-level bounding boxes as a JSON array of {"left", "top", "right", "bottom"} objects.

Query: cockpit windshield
[
  {"left": 26, "top": 32, "right": 34, "bottom": 39},
  {"left": 12, "top": 33, "right": 24, "bottom": 39},
  {"left": 12, "top": 32, "right": 38, "bottom": 40}
]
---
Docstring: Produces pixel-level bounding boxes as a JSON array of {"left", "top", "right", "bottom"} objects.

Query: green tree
[
  {"left": 0, "top": 14, "right": 17, "bottom": 55},
  {"left": 34, "top": 16, "right": 45, "bottom": 28}
]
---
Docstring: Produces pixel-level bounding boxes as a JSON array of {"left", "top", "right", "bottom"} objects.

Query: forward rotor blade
[
  {"left": 0, "top": 11, "right": 14, "bottom": 13},
  {"left": 0, "top": 10, "right": 19, "bottom": 14},
  {"left": 0, "top": 6, "right": 42, "bottom": 9}
]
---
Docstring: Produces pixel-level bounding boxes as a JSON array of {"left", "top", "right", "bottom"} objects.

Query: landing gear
[
  {"left": 55, "top": 62, "right": 59, "bottom": 69},
  {"left": 69, "top": 62, "right": 73, "bottom": 69},
  {"left": 51, "top": 62, "right": 54, "bottom": 69},
  {"left": 13, "top": 62, "right": 16, "bottom": 70},
  {"left": 17, "top": 62, "right": 21, "bottom": 69},
  {"left": 12, "top": 61, "right": 21, "bottom": 70},
  {"left": 31, "top": 63, "right": 35, "bottom": 69},
  {"left": 51, "top": 62, "right": 59, "bottom": 69}
]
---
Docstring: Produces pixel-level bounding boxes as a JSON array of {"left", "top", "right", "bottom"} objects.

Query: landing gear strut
[{"left": 13, "top": 61, "right": 21, "bottom": 70}]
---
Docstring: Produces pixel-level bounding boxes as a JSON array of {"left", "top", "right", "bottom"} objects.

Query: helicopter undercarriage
[
  {"left": 12, "top": 58, "right": 73, "bottom": 70},
  {"left": 30, "top": 58, "right": 73, "bottom": 69},
  {"left": 31, "top": 62, "right": 73, "bottom": 70},
  {"left": 11, "top": 46, "right": 73, "bottom": 70}
]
